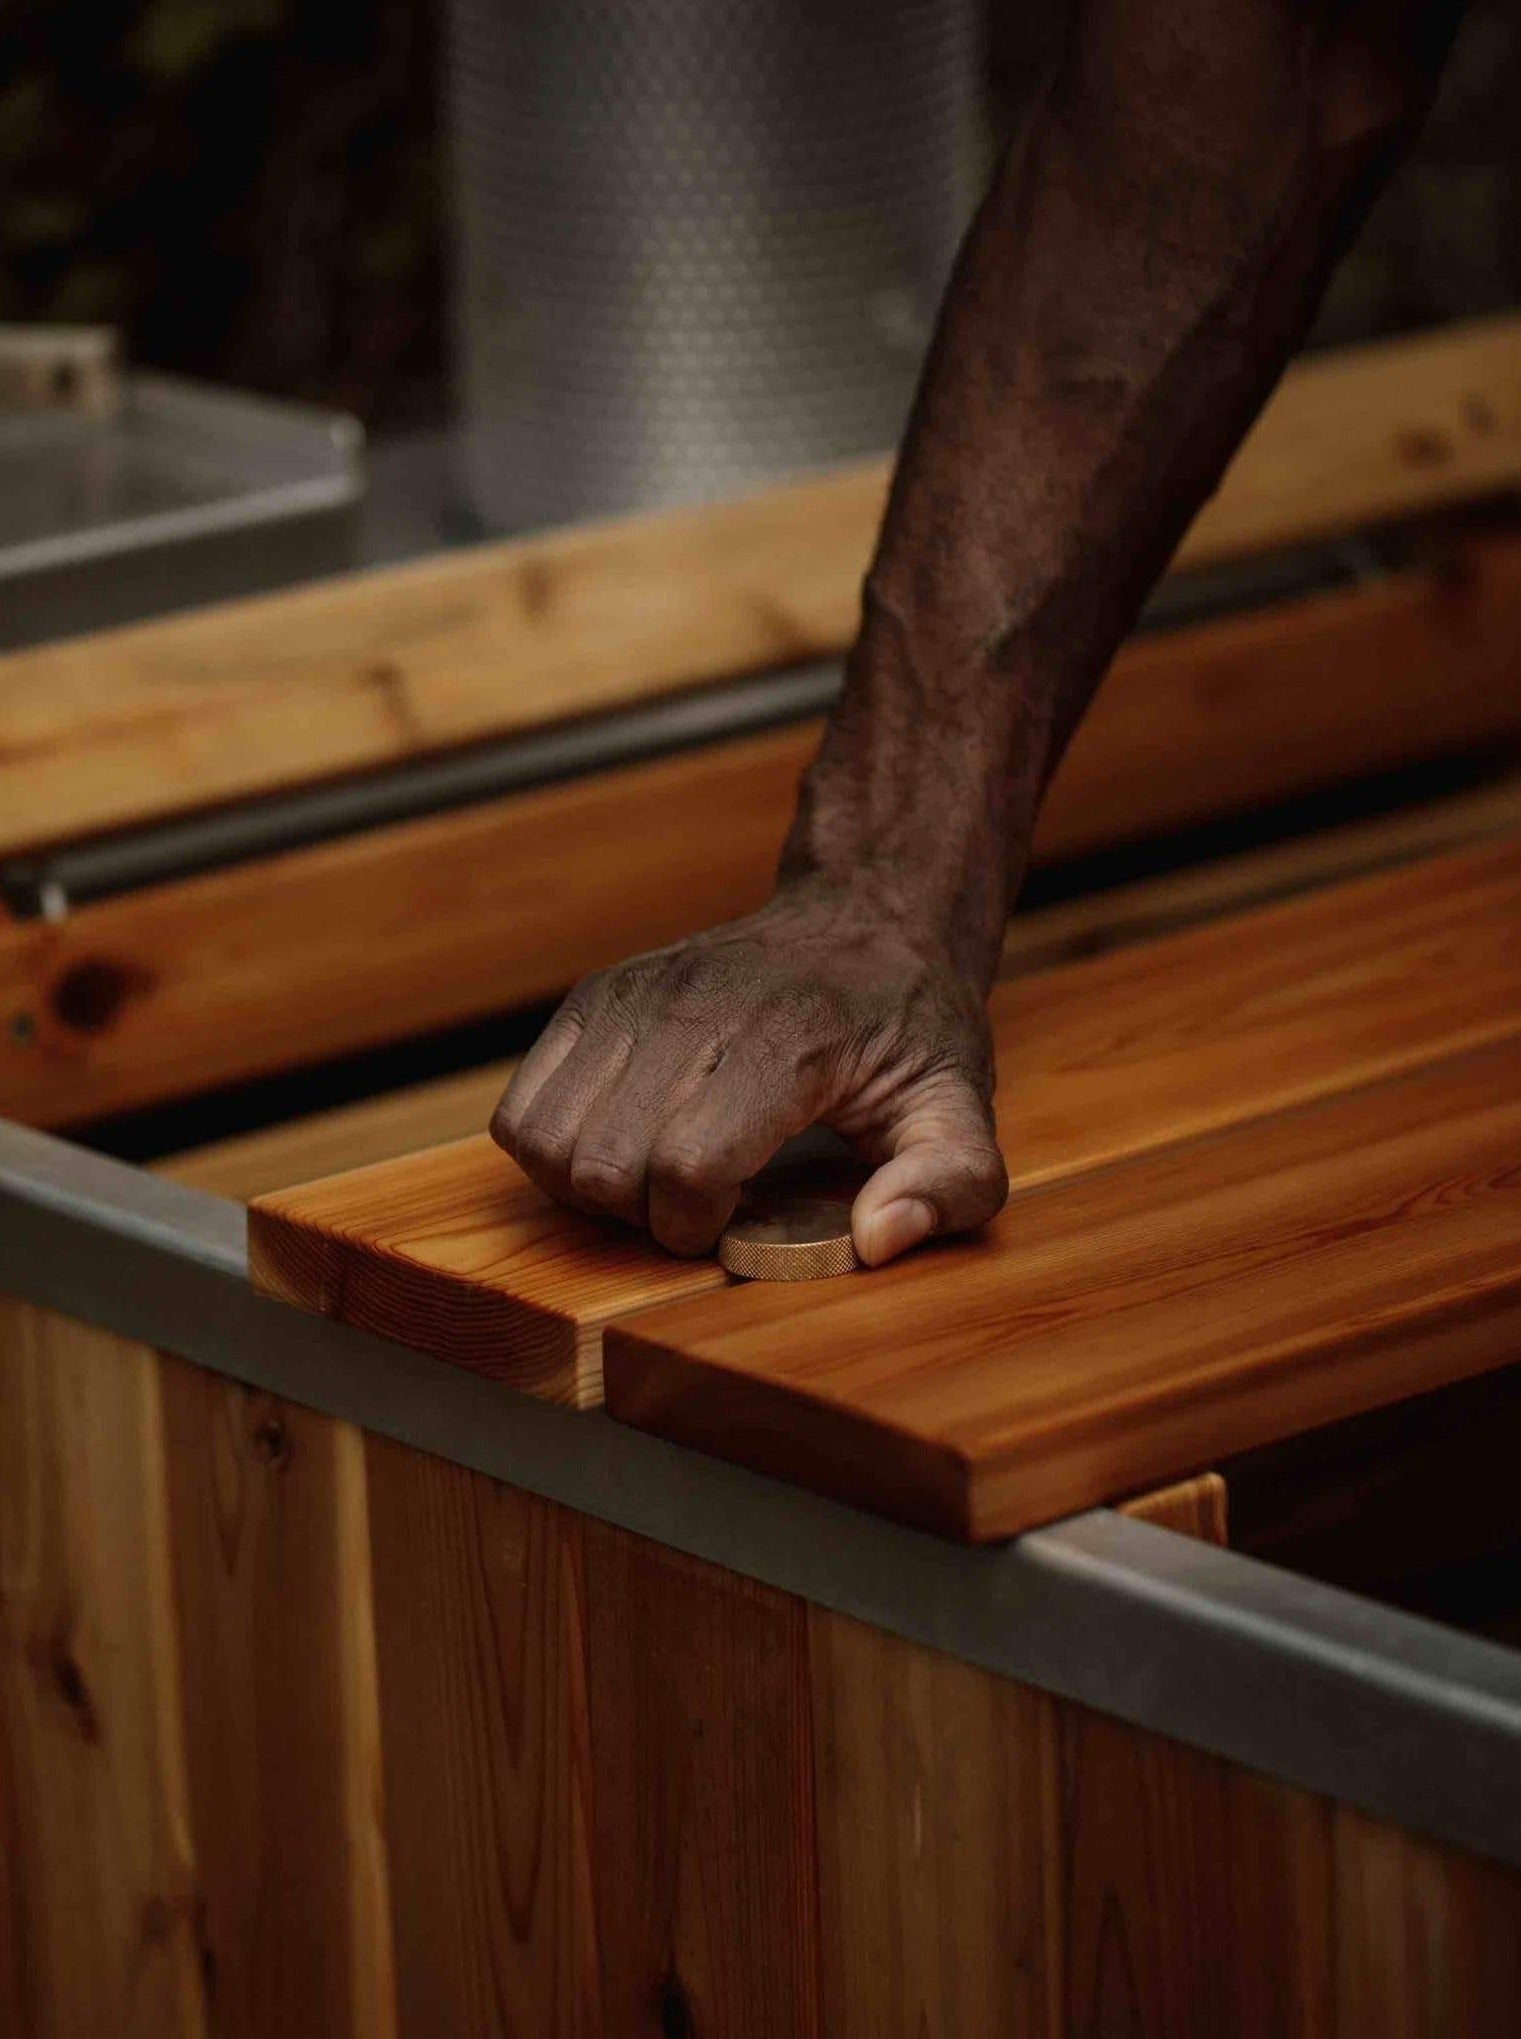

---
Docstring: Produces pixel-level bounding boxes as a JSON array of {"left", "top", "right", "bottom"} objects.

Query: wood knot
[
  {"left": 46, "top": 1634, "right": 100, "bottom": 1742},
  {"left": 659, "top": 1974, "right": 694, "bottom": 2039},
  {"left": 50, "top": 958, "right": 153, "bottom": 1035},
  {"left": 1395, "top": 426, "right": 1451, "bottom": 469},
  {"left": 140, "top": 1895, "right": 174, "bottom": 1945},
  {"left": 252, "top": 1416, "right": 292, "bottom": 1469}
]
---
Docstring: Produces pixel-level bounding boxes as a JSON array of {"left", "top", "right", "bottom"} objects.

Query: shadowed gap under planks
[
  {"left": 8, "top": 527, "right": 1521, "bottom": 1131},
  {"left": 251, "top": 830, "right": 1521, "bottom": 1417},
  {"left": 4, "top": 312, "right": 1519, "bottom": 859}
]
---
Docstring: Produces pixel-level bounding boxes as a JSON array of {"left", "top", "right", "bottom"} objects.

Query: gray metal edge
[{"left": 3, "top": 1113, "right": 1520, "bottom": 1870}]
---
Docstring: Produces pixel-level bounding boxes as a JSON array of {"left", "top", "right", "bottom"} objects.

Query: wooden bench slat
[
  {"left": 606, "top": 1036, "right": 1521, "bottom": 1538},
  {"left": 4, "top": 313, "right": 1520, "bottom": 858},
  {"left": 249, "top": 833, "right": 1521, "bottom": 1442},
  {"left": 11, "top": 533, "right": 1521, "bottom": 1131}
]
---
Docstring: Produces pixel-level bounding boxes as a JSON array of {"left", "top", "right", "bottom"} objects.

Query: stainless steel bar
[{"left": 3, "top": 1110, "right": 1519, "bottom": 1869}]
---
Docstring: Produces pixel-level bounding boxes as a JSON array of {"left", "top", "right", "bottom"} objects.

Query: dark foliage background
[
  {"left": 0, "top": 0, "right": 1516, "bottom": 432},
  {"left": 0, "top": 0, "right": 444, "bottom": 426}
]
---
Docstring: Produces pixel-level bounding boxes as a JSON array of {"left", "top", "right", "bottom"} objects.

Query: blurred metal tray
[{"left": 0, "top": 371, "right": 365, "bottom": 650}]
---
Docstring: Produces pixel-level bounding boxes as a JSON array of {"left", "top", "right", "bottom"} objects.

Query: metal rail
[
  {"left": 0, "top": 540, "right": 1373, "bottom": 917},
  {"left": 3, "top": 1110, "right": 1520, "bottom": 1869}
]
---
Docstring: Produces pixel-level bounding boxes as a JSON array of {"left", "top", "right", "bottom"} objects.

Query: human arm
[{"left": 494, "top": 0, "right": 1468, "bottom": 1263}]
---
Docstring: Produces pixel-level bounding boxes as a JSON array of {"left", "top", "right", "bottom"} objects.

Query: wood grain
[
  {"left": 580, "top": 1523, "right": 820, "bottom": 2039},
  {"left": 4, "top": 1297, "right": 1519, "bottom": 2034},
  {"left": 156, "top": 1359, "right": 395, "bottom": 2039},
  {"left": 610, "top": 1035, "right": 1521, "bottom": 1539},
  {"left": 8, "top": 532, "right": 1521, "bottom": 1130},
  {"left": 1332, "top": 1805, "right": 1521, "bottom": 2038},
  {"left": 806, "top": 1470, "right": 1226, "bottom": 2039},
  {"left": 0, "top": 1299, "right": 207, "bottom": 2039},
  {"left": 250, "top": 1135, "right": 727, "bottom": 1406},
  {"left": 363, "top": 1437, "right": 600, "bottom": 2039},
  {"left": 9, "top": 531, "right": 1521, "bottom": 1133},
  {"left": 5, "top": 314, "right": 1518, "bottom": 858},
  {"left": 1056, "top": 1702, "right": 1335, "bottom": 2039},
  {"left": 252, "top": 831, "right": 1521, "bottom": 1422},
  {"left": 159, "top": 1057, "right": 521, "bottom": 1202},
  {"left": 809, "top": 1608, "right": 1058, "bottom": 2039}
]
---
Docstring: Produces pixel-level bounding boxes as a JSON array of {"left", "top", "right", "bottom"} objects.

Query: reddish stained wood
[
  {"left": 607, "top": 1037, "right": 1521, "bottom": 1539},
  {"left": 580, "top": 1524, "right": 821, "bottom": 2038},
  {"left": 363, "top": 1437, "right": 601, "bottom": 2038},
  {"left": 1056, "top": 1703, "right": 1335, "bottom": 2039},
  {"left": 5, "top": 314, "right": 1518, "bottom": 859},
  {"left": 251, "top": 831, "right": 1521, "bottom": 1461},
  {"left": 249, "top": 1135, "right": 726, "bottom": 1407},
  {"left": 9, "top": 534, "right": 1521, "bottom": 1132},
  {"left": 156, "top": 1359, "right": 395, "bottom": 2039}
]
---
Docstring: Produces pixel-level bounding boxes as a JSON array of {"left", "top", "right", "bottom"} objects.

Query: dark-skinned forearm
[{"left": 782, "top": 0, "right": 1466, "bottom": 992}]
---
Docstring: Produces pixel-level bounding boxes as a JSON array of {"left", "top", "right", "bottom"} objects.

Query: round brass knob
[{"left": 717, "top": 1163, "right": 865, "bottom": 1282}]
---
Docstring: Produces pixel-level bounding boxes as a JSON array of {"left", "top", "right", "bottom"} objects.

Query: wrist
[
  {"left": 780, "top": 607, "right": 1042, "bottom": 991},
  {"left": 778, "top": 763, "right": 1028, "bottom": 997}
]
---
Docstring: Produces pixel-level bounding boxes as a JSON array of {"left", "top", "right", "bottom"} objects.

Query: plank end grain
[{"left": 249, "top": 1134, "right": 727, "bottom": 1407}]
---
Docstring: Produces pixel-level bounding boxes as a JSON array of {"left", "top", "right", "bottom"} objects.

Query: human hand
[{"left": 491, "top": 883, "right": 1008, "bottom": 1266}]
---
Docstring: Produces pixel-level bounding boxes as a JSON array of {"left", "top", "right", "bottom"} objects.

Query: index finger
[{"left": 491, "top": 994, "right": 591, "bottom": 1152}]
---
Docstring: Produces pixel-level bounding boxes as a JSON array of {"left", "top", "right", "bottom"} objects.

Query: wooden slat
[
  {"left": 610, "top": 1036, "right": 1521, "bottom": 1539},
  {"left": 158, "top": 767, "right": 1521, "bottom": 1208},
  {"left": 10, "top": 530, "right": 1521, "bottom": 1132},
  {"left": 1056, "top": 1703, "right": 1335, "bottom": 2038},
  {"left": 4, "top": 315, "right": 1520, "bottom": 858},
  {"left": 6, "top": 1298, "right": 1521, "bottom": 2033},
  {"left": 807, "top": 1470, "right": 1224, "bottom": 2039},
  {"left": 159, "top": 1058, "right": 521, "bottom": 1202},
  {"left": 363, "top": 1437, "right": 600, "bottom": 2038},
  {"left": 580, "top": 1523, "right": 821, "bottom": 2039},
  {"left": 250, "top": 1134, "right": 727, "bottom": 1407},
  {"left": 1332, "top": 1806, "right": 1521, "bottom": 2038},
  {"left": 808, "top": 1611, "right": 1058, "bottom": 2039},
  {"left": 0, "top": 1299, "right": 208, "bottom": 2039},
  {"left": 250, "top": 832, "right": 1521, "bottom": 1412},
  {"left": 156, "top": 1359, "right": 395, "bottom": 2039}
]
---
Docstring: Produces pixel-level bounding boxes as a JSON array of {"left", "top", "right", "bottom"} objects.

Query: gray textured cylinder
[{"left": 444, "top": 0, "right": 984, "bottom": 530}]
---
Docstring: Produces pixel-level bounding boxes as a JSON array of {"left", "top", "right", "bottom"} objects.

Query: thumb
[{"left": 850, "top": 1073, "right": 1009, "bottom": 1268}]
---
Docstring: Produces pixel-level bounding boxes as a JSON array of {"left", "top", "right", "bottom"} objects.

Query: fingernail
[{"left": 861, "top": 1197, "right": 935, "bottom": 1266}]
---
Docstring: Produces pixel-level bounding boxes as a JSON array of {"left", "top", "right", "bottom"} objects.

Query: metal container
[
  {"left": 0, "top": 373, "right": 365, "bottom": 651},
  {"left": 443, "top": 0, "right": 984, "bottom": 530}
]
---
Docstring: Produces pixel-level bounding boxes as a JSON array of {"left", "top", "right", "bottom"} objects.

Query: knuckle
[
  {"left": 664, "top": 947, "right": 737, "bottom": 1017},
  {"left": 649, "top": 1139, "right": 720, "bottom": 1201},
  {"left": 568, "top": 1149, "right": 641, "bottom": 1208},
  {"left": 514, "top": 1113, "right": 576, "bottom": 1180}
]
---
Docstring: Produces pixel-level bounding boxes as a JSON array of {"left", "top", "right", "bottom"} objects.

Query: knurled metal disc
[{"left": 718, "top": 1165, "right": 865, "bottom": 1282}]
